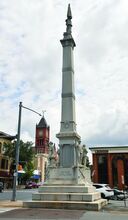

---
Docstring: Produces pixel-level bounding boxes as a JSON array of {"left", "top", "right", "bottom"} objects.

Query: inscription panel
[{"left": 50, "top": 168, "right": 74, "bottom": 179}]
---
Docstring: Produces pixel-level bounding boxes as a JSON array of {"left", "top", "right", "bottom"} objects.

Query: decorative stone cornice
[
  {"left": 62, "top": 92, "right": 75, "bottom": 99},
  {"left": 62, "top": 67, "right": 74, "bottom": 73}
]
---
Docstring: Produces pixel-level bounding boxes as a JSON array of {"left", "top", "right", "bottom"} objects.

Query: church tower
[{"left": 35, "top": 116, "right": 49, "bottom": 154}]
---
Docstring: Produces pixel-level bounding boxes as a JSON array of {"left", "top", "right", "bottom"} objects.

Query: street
[
  {"left": 0, "top": 188, "right": 38, "bottom": 201},
  {"left": 0, "top": 189, "right": 128, "bottom": 219},
  {"left": 0, "top": 207, "right": 128, "bottom": 220}
]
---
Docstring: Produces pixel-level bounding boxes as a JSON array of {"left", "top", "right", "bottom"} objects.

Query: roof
[
  {"left": 36, "top": 117, "right": 49, "bottom": 128},
  {"left": 0, "top": 131, "right": 16, "bottom": 140},
  {"left": 89, "top": 146, "right": 128, "bottom": 150},
  {"left": 89, "top": 145, "right": 128, "bottom": 153}
]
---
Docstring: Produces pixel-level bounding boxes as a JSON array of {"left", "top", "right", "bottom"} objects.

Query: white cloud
[{"left": 0, "top": 0, "right": 128, "bottom": 163}]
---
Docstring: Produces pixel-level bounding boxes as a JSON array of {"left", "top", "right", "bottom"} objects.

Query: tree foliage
[
  {"left": 3, "top": 140, "right": 35, "bottom": 182},
  {"left": 3, "top": 140, "right": 34, "bottom": 164},
  {"left": 3, "top": 141, "right": 15, "bottom": 159}
]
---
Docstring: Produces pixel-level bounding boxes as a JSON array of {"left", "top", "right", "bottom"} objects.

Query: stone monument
[{"left": 23, "top": 4, "right": 107, "bottom": 210}]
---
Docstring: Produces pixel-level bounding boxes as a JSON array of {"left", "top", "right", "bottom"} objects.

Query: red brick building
[{"left": 90, "top": 146, "right": 128, "bottom": 190}]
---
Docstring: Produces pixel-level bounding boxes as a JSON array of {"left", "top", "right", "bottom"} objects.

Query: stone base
[
  {"left": 23, "top": 184, "right": 107, "bottom": 211},
  {"left": 38, "top": 185, "right": 96, "bottom": 194},
  {"left": 23, "top": 167, "right": 107, "bottom": 211},
  {"left": 32, "top": 192, "right": 101, "bottom": 202},
  {"left": 23, "top": 199, "right": 107, "bottom": 211}
]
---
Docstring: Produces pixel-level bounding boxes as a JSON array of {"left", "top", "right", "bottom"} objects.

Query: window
[
  {"left": 93, "top": 184, "right": 102, "bottom": 189},
  {"left": 1, "top": 159, "right": 5, "bottom": 169},
  {"left": 39, "top": 139, "right": 43, "bottom": 145},
  {"left": 6, "top": 160, "right": 8, "bottom": 169}
]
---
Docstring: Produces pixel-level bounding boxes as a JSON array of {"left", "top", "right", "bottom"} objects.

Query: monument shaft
[
  {"left": 56, "top": 4, "right": 81, "bottom": 168},
  {"left": 61, "top": 40, "right": 76, "bottom": 132}
]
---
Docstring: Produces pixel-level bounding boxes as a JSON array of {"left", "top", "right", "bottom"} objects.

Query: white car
[{"left": 93, "top": 183, "right": 114, "bottom": 199}]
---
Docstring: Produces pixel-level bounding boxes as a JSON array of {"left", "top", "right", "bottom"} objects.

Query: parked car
[
  {"left": 0, "top": 182, "right": 4, "bottom": 193},
  {"left": 112, "top": 188, "right": 128, "bottom": 200},
  {"left": 25, "top": 182, "right": 39, "bottom": 189},
  {"left": 93, "top": 183, "right": 114, "bottom": 199}
]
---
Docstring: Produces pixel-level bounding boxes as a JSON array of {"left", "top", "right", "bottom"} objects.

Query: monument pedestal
[
  {"left": 23, "top": 167, "right": 108, "bottom": 210},
  {"left": 45, "top": 167, "right": 92, "bottom": 185}
]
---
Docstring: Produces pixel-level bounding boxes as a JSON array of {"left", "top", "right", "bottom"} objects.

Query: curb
[{"left": 0, "top": 200, "right": 23, "bottom": 208}]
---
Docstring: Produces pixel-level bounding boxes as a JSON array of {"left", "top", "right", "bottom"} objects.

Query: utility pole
[
  {"left": 11, "top": 102, "right": 41, "bottom": 201},
  {"left": 12, "top": 102, "right": 22, "bottom": 201}
]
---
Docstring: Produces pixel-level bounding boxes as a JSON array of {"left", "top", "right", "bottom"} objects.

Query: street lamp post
[{"left": 11, "top": 101, "right": 41, "bottom": 201}]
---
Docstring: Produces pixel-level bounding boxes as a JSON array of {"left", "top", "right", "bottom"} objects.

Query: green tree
[
  {"left": 3, "top": 141, "right": 15, "bottom": 159},
  {"left": 18, "top": 140, "right": 34, "bottom": 167},
  {"left": 3, "top": 140, "right": 35, "bottom": 182},
  {"left": 22, "top": 160, "right": 34, "bottom": 182}
]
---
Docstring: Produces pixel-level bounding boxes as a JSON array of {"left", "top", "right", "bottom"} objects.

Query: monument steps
[
  {"left": 32, "top": 192, "right": 101, "bottom": 202},
  {"left": 38, "top": 185, "right": 96, "bottom": 193},
  {"left": 23, "top": 199, "right": 107, "bottom": 211},
  {"left": 23, "top": 184, "right": 107, "bottom": 210}
]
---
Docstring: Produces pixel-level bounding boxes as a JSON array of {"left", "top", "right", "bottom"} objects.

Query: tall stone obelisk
[
  {"left": 46, "top": 4, "right": 91, "bottom": 185},
  {"left": 23, "top": 5, "right": 107, "bottom": 210},
  {"left": 56, "top": 4, "right": 81, "bottom": 168}
]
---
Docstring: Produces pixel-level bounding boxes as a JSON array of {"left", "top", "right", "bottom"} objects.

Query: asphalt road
[
  {"left": 0, "top": 188, "right": 38, "bottom": 201},
  {"left": 0, "top": 208, "right": 128, "bottom": 220}
]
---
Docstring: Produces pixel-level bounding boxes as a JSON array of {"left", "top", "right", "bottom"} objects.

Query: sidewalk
[
  {"left": 102, "top": 199, "right": 128, "bottom": 213},
  {"left": 0, "top": 199, "right": 128, "bottom": 212},
  {"left": 0, "top": 200, "right": 128, "bottom": 220},
  {"left": 0, "top": 200, "right": 23, "bottom": 208}
]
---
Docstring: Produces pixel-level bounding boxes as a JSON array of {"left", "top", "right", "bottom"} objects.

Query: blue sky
[{"left": 0, "top": 0, "right": 128, "bottom": 162}]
